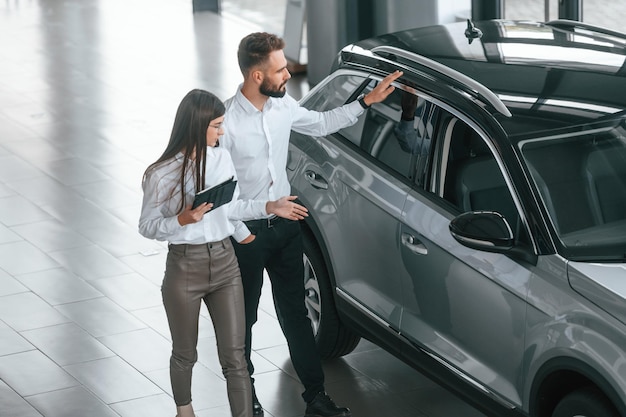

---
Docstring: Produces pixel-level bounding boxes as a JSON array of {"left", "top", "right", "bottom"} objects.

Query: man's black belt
[{"left": 244, "top": 216, "right": 286, "bottom": 229}]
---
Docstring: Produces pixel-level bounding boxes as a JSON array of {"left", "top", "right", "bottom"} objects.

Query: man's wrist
[{"left": 358, "top": 94, "right": 370, "bottom": 109}]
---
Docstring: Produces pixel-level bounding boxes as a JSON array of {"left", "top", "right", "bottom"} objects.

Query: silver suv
[{"left": 287, "top": 19, "right": 626, "bottom": 417}]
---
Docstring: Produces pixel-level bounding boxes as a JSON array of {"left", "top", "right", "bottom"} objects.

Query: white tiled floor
[{"left": 1, "top": 1, "right": 625, "bottom": 417}]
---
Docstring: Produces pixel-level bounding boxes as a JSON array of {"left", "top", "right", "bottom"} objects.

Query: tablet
[{"left": 192, "top": 176, "right": 237, "bottom": 209}]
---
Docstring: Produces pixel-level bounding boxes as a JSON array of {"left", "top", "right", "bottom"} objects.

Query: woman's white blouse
[{"left": 138, "top": 147, "right": 267, "bottom": 244}]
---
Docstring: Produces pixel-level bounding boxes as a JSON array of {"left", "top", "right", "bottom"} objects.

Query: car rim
[{"left": 303, "top": 253, "right": 321, "bottom": 335}]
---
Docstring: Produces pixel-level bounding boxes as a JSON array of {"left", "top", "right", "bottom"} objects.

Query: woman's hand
[
  {"left": 266, "top": 196, "right": 308, "bottom": 221},
  {"left": 177, "top": 203, "right": 213, "bottom": 226}
]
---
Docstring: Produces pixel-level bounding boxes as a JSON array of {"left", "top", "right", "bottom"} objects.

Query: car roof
[{"left": 342, "top": 19, "right": 626, "bottom": 138}]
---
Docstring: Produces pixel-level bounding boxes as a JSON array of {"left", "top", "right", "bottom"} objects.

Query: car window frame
[{"left": 430, "top": 110, "right": 537, "bottom": 253}]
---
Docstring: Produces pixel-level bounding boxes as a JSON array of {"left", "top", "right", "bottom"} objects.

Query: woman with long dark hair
[{"left": 139, "top": 89, "right": 307, "bottom": 417}]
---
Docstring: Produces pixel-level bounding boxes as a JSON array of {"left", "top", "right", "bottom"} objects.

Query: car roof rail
[
  {"left": 545, "top": 19, "right": 626, "bottom": 43},
  {"left": 370, "top": 45, "right": 512, "bottom": 118}
]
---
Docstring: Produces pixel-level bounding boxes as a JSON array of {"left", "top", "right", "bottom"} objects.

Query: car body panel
[
  {"left": 400, "top": 190, "right": 529, "bottom": 405},
  {"left": 524, "top": 255, "right": 626, "bottom": 411},
  {"left": 295, "top": 130, "right": 411, "bottom": 327},
  {"left": 568, "top": 262, "right": 626, "bottom": 326}
]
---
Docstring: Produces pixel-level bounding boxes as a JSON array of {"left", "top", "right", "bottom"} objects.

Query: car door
[
  {"left": 398, "top": 110, "right": 533, "bottom": 406},
  {"left": 297, "top": 73, "right": 415, "bottom": 329}
]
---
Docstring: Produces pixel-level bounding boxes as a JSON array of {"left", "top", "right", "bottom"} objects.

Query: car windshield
[{"left": 519, "top": 118, "right": 626, "bottom": 261}]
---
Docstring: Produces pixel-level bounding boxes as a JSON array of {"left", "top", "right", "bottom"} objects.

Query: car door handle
[
  {"left": 401, "top": 232, "right": 428, "bottom": 255},
  {"left": 305, "top": 170, "right": 328, "bottom": 190}
]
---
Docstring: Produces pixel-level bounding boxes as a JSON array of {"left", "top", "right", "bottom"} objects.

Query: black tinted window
[
  {"left": 439, "top": 118, "right": 528, "bottom": 244},
  {"left": 304, "top": 73, "right": 366, "bottom": 113},
  {"left": 338, "top": 86, "right": 435, "bottom": 184}
]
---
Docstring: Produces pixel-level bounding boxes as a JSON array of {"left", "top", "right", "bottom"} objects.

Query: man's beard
[{"left": 260, "top": 79, "right": 287, "bottom": 98}]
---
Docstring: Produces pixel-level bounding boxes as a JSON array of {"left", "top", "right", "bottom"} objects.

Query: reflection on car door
[
  {"left": 299, "top": 74, "right": 414, "bottom": 329},
  {"left": 326, "top": 85, "right": 418, "bottom": 329},
  {"left": 328, "top": 145, "right": 410, "bottom": 329},
  {"left": 398, "top": 115, "right": 532, "bottom": 406}
]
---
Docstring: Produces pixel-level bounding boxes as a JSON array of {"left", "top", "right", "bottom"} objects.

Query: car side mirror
[
  {"left": 449, "top": 211, "right": 538, "bottom": 265},
  {"left": 449, "top": 211, "right": 514, "bottom": 252}
]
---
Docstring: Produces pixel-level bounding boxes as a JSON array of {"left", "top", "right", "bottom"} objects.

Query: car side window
[
  {"left": 436, "top": 117, "right": 529, "bottom": 245},
  {"left": 337, "top": 83, "right": 436, "bottom": 185},
  {"left": 301, "top": 73, "right": 369, "bottom": 148},
  {"left": 304, "top": 74, "right": 438, "bottom": 186},
  {"left": 391, "top": 90, "right": 437, "bottom": 187},
  {"left": 304, "top": 73, "right": 367, "bottom": 114}
]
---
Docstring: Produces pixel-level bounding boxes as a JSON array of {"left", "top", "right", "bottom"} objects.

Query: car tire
[
  {"left": 302, "top": 229, "right": 361, "bottom": 358},
  {"left": 552, "top": 386, "right": 619, "bottom": 417}
]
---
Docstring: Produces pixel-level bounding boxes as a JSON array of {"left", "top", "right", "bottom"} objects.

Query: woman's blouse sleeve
[{"left": 138, "top": 172, "right": 183, "bottom": 241}]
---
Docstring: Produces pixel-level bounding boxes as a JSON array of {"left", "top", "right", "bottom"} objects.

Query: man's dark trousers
[{"left": 233, "top": 218, "right": 325, "bottom": 403}]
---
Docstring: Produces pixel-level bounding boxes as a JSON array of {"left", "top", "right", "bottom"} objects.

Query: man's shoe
[
  {"left": 304, "top": 392, "right": 351, "bottom": 417},
  {"left": 252, "top": 392, "right": 264, "bottom": 416}
]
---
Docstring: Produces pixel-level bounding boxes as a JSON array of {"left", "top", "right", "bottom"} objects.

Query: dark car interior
[
  {"left": 522, "top": 134, "right": 626, "bottom": 236},
  {"left": 441, "top": 120, "right": 523, "bottom": 239}
]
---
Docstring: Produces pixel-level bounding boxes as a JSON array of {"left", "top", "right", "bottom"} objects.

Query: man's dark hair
[{"left": 237, "top": 32, "right": 285, "bottom": 76}]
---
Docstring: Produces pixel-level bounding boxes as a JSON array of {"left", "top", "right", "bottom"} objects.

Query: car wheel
[
  {"left": 552, "top": 387, "right": 619, "bottom": 417},
  {"left": 302, "top": 229, "right": 361, "bottom": 358}
]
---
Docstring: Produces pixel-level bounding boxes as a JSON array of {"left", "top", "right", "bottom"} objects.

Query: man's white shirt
[{"left": 221, "top": 86, "right": 364, "bottom": 217}]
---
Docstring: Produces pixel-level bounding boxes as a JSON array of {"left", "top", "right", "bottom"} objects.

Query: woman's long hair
[{"left": 143, "top": 89, "right": 225, "bottom": 213}]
